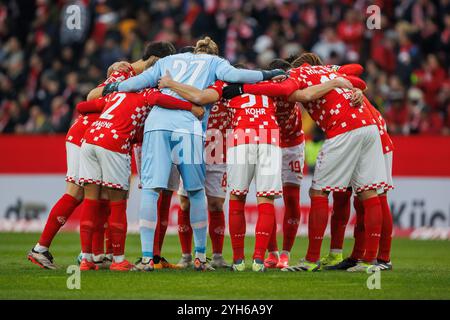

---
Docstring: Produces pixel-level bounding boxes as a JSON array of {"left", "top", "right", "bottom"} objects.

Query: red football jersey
[
  {"left": 83, "top": 89, "right": 193, "bottom": 154},
  {"left": 83, "top": 91, "right": 151, "bottom": 154},
  {"left": 364, "top": 97, "right": 394, "bottom": 154},
  {"left": 66, "top": 69, "right": 136, "bottom": 147},
  {"left": 66, "top": 113, "right": 100, "bottom": 147},
  {"left": 274, "top": 97, "right": 304, "bottom": 148},
  {"left": 205, "top": 98, "right": 231, "bottom": 164},
  {"left": 291, "top": 64, "right": 374, "bottom": 139},
  {"left": 210, "top": 80, "right": 279, "bottom": 147}
]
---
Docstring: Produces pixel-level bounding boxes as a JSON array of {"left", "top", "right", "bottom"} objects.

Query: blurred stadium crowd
[{"left": 0, "top": 0, "right": 449, "bottom": 135}]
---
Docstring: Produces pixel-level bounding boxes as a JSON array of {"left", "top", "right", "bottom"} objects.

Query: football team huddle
[{"left": 27, "top": 36, "right": 394, "bottom": 274}]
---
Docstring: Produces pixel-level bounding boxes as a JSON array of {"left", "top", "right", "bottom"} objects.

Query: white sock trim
[
  {"left": 34, "top": 244, "right": 49, "bottom": 253},
  {"left": 114, "top": 255, "right": 125, "bottom": 263}
]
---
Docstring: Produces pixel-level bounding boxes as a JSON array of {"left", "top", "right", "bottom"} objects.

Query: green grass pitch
[{"left": 0, "top": 232, "right": 449, "bottom": 299}]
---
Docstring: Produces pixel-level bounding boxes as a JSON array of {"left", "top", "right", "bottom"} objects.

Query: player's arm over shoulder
[{"left": 158, "top": 73, "right": 220, "bottom": 105}]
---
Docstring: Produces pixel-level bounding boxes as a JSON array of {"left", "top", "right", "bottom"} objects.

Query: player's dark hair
[
  {"left": 268, "top": 59, "right": 292, "bottom": 71},
  {"left": 142, "top": 41, "right": 176, "bottom": 60},
  {"left": 179, "top": 46, "right": 195, "bottom": 53},
  {"left": 286, "top": 54, "right": 300, "bottom": 65},
  {"left": 292, "top": 52, "right": 324, "bottom": 67}
]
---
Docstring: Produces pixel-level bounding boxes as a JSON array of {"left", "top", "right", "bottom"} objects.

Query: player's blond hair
[
  {"left": 194, "top": 37, "right": 219, "bottom": 55},
  {"left": 292, "top": 53, "right": 323, "bottom": 67}
]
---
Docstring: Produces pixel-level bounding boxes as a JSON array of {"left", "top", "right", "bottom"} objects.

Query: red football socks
[
  {"left": 38, "top": 193, "right": 81, "bottom": 248},
  {"left": 267, "top": 218, "right": 279, "bottom": 252},
  {"left": 229, "top": 199, "right": 246, "bottom": 261},
  {"left": 208, "top": 210, "right": 225, "bottom": 254},
  {"left": 177, "top": 207, "right": 193, "bottom": 255},
  {"left": 330, "top": 191, "right": 352, "bottom": 250},
  {"left": 92, "top": 199, "right": 110, "bottom": 256},
  {"left": 350, "top": 197, "right": 365, "bottom": 260},
  {"left": 282, "top": 185, "right": 301, "bottom": 252},
  {"left": 253, "top": 203, "right": 275, "bottom": 261},
  {"left": 80, "top": 198, "right": 101, "bottom": 254},
  {"left": 362, "top": 196, "right": 383, "bottom": 263},
  {"left": 377, "top": 194, "right": 393, "bottom": 262},
  {"left": 305, "top": 195, "right": 329, "bottom": 262},
  {"left": 109, "top": 200, "right": 128, "bottom": 258},
  {"left": 154, "top": 191, "right": 172, "bottom": 256}
]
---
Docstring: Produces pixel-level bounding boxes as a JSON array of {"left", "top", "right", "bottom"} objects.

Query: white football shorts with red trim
[
  {"left": 312, "top": 125, "right": 387, "bottom": 193},
  {"left": 205, "top": 164, "right": 227, "bottom": 198},
  {"left": 65, "top": 142, "right": 81, "bottom": 185},
  {"left": 79, "top": 142, "right": 131, "bottom": 190},
  {"left": 281, "top": 142, "right": 305, "bottom": 186},
  {"left": 226, "top": 143, "right": 282, "bottom": 198}
]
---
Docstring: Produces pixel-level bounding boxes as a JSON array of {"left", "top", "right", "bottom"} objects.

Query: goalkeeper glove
[
  {"left": 261, "top": 69, "right": 286, "bottom": 80},
  {"left": 223, "top": 84, "right": 244, "bottom": 99},
  {"left": 102, "top": 82, "right": 120, "bottom": 96}
]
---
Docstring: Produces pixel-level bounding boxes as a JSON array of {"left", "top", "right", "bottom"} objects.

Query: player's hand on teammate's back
[
  {"left": 191, "top": 105, "right": 205, "bottom": 119},
  {"left": 102, "top": 82, "right": 120, "bottom": 96},
  {"left": 158, "top": 71, "right": 173, "bottom": 89},
  {"left": 332, "top": 77, "right": 353, "bottom": 90},
  {"left": 111, "top": 61, "right": 132, "bottom": 73},
  {"left": 106, "top": 61, "right": 132, "bottom": 77},
  {"left": 223, "top": 84, "right": 244, "bottom": 100},
  {"left": 351, "top": 88, "right": 364, "bottom": 107}
]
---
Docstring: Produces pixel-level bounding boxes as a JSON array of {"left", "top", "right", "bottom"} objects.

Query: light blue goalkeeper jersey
[{"left": 117, "top": 52, "right": 263, "bottom": 135}]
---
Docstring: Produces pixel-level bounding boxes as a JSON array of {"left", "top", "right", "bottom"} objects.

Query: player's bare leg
[
  {"left": 229, "top": 194, "right": 247, "bottom": 271},
  {"left": 28, "top": 182, "right": 83, "bottom": 269},
  {"left": 207, "top": 195, "right": 229, "bottom": 268}
]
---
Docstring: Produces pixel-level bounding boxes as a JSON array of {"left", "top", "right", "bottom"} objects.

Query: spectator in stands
[{"left": 0, "top": 0, "right": 448, "bottom": 136}]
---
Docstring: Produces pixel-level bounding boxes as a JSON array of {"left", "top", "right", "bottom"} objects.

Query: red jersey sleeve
[
  {"left": 207, "top": 80, "right": 226, "bottom": 98},
  {"left": 76, "top": 98, "right": 106, "bottom": 114},
  {"left": 345, "top": 75, "right": 367, "bottom": 90},
  {"left": 144, "top": 89, "right": 192, "bottom": 111},
  {"left": 243, "top": 78, "right": 299, "bottom": 97},
  {"left": 337, "top": 64, "right": 364, "bottom": 76}
]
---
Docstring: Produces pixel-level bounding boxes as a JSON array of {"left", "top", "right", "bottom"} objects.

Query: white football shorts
[
  {"left": 79, "top": 142, "right": 131, "bottom": 190},
  {"left": 312, "top": 125, "right": 387, "bottom": 193}
]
